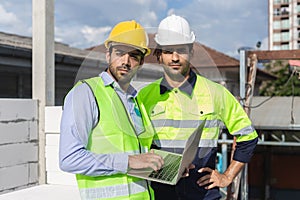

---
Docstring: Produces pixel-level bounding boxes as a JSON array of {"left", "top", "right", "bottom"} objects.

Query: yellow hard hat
[{"left": 104, "top": 20, "right": 151, "bottom": 56}]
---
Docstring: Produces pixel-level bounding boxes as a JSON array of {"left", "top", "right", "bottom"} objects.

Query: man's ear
[
  {"left": 158, "top": 55, "right": 163, "bottom": 64},
  {"left": 139, "top": 57, "right": 145, "bottom": 66}
]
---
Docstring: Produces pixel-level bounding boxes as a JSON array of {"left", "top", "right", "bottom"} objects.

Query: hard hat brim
[{"left": 106, "top": 41, "right": 151, "bottom": 56}]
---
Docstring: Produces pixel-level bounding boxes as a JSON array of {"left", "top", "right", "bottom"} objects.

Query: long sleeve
[{"left": 59, "top": 83, "right": 129, "bottom": 176}]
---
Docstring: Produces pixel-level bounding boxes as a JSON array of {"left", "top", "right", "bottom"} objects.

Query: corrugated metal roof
[{"left": 251, "top": 97, "right": 300, "bottom": 130}]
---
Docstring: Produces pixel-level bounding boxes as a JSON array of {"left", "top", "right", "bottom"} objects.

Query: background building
[{"left": 269, "top": 0, "right": 300, "bottom": 50}]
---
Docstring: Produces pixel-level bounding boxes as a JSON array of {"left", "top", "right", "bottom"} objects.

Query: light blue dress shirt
[{"left": 59, "top": 72, "right": 144, "bottom": 176}]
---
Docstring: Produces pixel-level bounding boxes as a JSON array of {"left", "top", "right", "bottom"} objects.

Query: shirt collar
[
  {"left": 160, "top": 70, "right": 196, "bottom": 97},
  {"left": 100, "top": 71, "right": 137, "bottom": 97}
]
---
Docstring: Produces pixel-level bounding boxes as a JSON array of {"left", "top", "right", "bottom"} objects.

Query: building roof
[
  {"left": 0, "top": 31, "right": 104, "bottom": 60},
  {"left": 251, "top": 96, "right": 300, "bottom": 130}
]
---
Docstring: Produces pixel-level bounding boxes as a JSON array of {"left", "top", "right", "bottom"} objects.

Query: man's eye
[
  {"left": 128, "top": 53, "right": 142, "bottom": 61},
  {"left": 177, "top": 49, "right": 188, "bottom": 54},
  {"left": 129, "top": 54, "right": 138, "bottom": 59},
  {"left": 162, "top": 50, "right": 173, "bottom": 54},
  {"left": 115, "top": 51, "right": 124, "bottom": 56},
  {"left": 130, "top": 55, "right": 139, "bottom": 60}
]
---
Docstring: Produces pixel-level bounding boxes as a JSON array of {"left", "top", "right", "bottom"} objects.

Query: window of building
[
  {"left": 281, "top": 44, "right": 289, "bottom": 50},
  {"left": 281, "top": 19, "right": 290, "bottom": 29},
  {"left": 273, "top": 21, "right": 281, "bottom": 29},
  {"left": 281, "top": 31, "right": 290, "bottom": 41},
  {"left": 297, "top": 5, "right": 300, "bottom": 13},
  {"left": 274, "top": 33, "right": 281, "bottom": 42},
  {"left": 273, "top": 45, "right": 281, "bottom": 50},
  {"left": 282, "top": 0, "right": 290, "bottom": 3},
  {"left": 274, "top": 8, "right": 280, "bottom": 16},
  {"left": 281, "top": 7, "right": 289, "bottom": 15},
  {"left": 273, "top": 0, "right": 281, "bottom": 4}
]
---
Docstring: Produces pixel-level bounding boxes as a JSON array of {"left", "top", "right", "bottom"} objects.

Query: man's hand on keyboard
[{"left": 128, "top": 150, "right": 164, "bottom": 171}]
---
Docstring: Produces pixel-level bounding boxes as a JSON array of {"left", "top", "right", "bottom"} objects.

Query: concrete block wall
[
  {"left": 45, "top": 106, "right": 77, "bottom": 186},
  {"left": 0, "top": 99, "right": 38, "bottom": 194}
]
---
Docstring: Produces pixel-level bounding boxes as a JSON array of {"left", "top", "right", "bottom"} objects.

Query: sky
[{"left": 0, "top": 0, "right": 269, "bottom": 58}]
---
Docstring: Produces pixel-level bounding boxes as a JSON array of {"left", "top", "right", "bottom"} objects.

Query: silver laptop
[{"left": 128, "top": 120, "right": 205, "bottom": 185}]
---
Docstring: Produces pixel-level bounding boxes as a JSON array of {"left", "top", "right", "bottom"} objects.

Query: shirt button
[{"left": 174, "top": 89, "right": 178, "bottom": 93}]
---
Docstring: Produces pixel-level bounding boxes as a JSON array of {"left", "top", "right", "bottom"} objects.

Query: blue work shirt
[{"left": 59, "top": 71, "right": 144, "bottom": 176}]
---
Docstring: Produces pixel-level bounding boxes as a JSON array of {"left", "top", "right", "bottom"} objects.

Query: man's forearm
[{"left": 223, "top": 160, "right": 245, "bottom": 182}]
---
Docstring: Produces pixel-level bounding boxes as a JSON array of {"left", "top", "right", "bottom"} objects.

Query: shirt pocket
[
  {"left": 150, "top": 104, "right": 166, "bottom": 119},
  {"left": 189, "top": 104, "right": 214, "bottom": 119}
]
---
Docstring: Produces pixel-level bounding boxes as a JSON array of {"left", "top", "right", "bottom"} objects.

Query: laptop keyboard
[{"left": 149, "top": 154, "right": 182, "bottom": 182}]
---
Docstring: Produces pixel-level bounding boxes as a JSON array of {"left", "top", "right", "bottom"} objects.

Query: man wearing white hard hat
[{"left": 138, "top": 14, "right": 258, "bottom": 200}]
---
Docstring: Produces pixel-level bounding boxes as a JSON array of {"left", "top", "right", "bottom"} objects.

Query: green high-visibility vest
[
  {"left": 76, "top": 77, "right": 155, "bottom": 200},
  {"left": 138, "top": 74, "right": 257, "bottom": 149}
]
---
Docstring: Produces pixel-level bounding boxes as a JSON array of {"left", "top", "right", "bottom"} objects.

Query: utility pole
[
  {"left": 227, "top": 49, "right": 257, "bottom": 200},
  {"left": 32, "top": 0, "right": 55, "bottom": 184}
]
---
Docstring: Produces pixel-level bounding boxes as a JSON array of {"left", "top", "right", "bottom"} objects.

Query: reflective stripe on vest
[
  {"left": 153, "top": 138, "right": 218, "bottom": 148},
  {"left": 232, "top": 125, "right": 256, "bottom": 136},
  {"left": 79, "top": 180, "right": 147, "bottom": 200},
  {"left": 152, "top": 119, "right": 222, "bottom": 129},
  {"left": 152, "top": 119, "right": 255, "bottom": 137}
]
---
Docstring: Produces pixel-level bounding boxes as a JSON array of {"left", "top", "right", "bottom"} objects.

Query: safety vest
[
  {"left": 138, "top": 74, "right": 257, "bottom": 150},
  {"left": 76, "top": 77, "right": 155, "bottom": 200}
]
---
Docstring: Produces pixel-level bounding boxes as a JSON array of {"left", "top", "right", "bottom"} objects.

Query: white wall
[{"left": 45, "top": 106, "right": 77, "bottom": 186}]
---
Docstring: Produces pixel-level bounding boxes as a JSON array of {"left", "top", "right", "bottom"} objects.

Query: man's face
[
  {"left": 106, "top": 44, "right": 144, "bottom": 83},
  {"left": 159, "top": 44, "right": 191, "bottom": 80}
]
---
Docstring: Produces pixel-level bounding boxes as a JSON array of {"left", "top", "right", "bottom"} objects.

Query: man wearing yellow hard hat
[{"left": 59, "top": 20, "right": 163, "bottom": 200}]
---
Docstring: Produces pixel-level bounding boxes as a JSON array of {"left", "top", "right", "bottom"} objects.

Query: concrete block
[
  {"left": 29, "top": 120, "right": 38, "bottom": 141},
  {"left": 45, "top": 106, "right": 62, "bottom": 133},
  {"left": 0, "top": 122, "right": 30, "bottom": 145},
  {"left": 0, "top": 143, "right": 38, "bottom": 168},
  {"left": 29, "top": 163, "right": 38, "bottom": 184},
  {"left": 0, "top": 164, "right": 29, "bottom": 191},
  {"left": 0, "top": 99, "right": 38, "bottom": 121}
]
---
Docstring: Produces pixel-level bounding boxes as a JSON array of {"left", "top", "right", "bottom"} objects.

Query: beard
[
  {"left": 163, "top": 64, "right": 190, "bottom": 81},
  {"left": 112, "top": 65, "right": 140, "bottom": 86}
]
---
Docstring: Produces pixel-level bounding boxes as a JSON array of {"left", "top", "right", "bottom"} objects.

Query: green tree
[{"left": 259, "top": 60, "right": 300, "bottom": 96}]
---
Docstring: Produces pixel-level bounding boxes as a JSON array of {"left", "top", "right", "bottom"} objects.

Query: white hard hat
[{"left": 154, "top": 14, "right": 195, "bottom": 46}]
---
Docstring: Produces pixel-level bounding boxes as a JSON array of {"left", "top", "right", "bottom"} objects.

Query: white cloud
[
  {"left": 0, "top": 1, "right": 32, "bottom": 37},
  {"left": 81, "top": 25, "right": 111, "bottom": 45},
  {"left": 0, "top": 4, "right": 18, "bottom": 25},
  {"left": 55, "top": 26, "right": 85, "bottom": 47}
]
